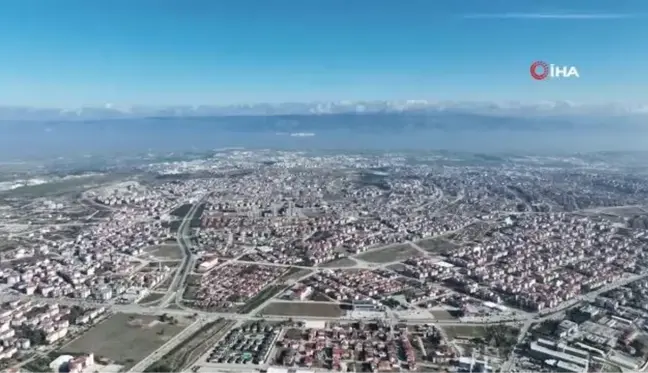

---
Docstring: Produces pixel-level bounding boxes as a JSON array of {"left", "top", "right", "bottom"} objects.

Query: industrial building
[
  {"left": 266, "top": 368, "right": 315, "bottom": 373},
  {"left": 529, "top": 338, "right": 589, "bottom": 373},
  {"left": 352, "top": 300, "right": 381, "bottom": 312}
]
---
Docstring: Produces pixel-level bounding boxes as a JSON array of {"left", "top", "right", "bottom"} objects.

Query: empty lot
[
  {"left": 442, "top": 325, "right": 487, "bottom": 340},
  {"left": 430, "top": 309, "right": 459, "bottom": 320},
  {"left": 355, "top": 243, "right": 422, "bottom": 263},
  {"left": 61, "top": 313, "right": 189, "bottom": 368},
  {"left": 319, "top": 257, "right": 357, "bottom": 268},
  {"left": 260, "top": 302, "right": 344, "bottom": 317},
  {"left": 144, "top": 244, "right": 183, "bottom": 260},
  {"left": 415, "top": 238, "right": 459, "bottom": 254}
]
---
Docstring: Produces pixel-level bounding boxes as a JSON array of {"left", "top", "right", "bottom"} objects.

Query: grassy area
[
  {"left": 260, "top": 302, "right": 344, "bottom": 317},
  {"left": 442, "top": 325, "right": 488, "bottom": 340},
  {"left": 319, "top": 257, "right": 357, "bottom": 268},
  {"left": 144, "top": 244, "right": 183, "bottom": 260},
  {"left": 144, "top": 319, "right": 235, "bottom": 372},
  {"left": 23, "top": 355, "right": 56, "bottom": 373},
  {"left": 430, "top": 309, "right": 458, "bottom": 320},
  {"left": 414, "top": 237, "right": 459, "bottom": 254},
  {"left": 60, "top": 313, "right": 189, "bottom": 369},
  {"left": 355, "top": 244, "right": 422, "bottom": 263},
  {"left": 279, "top": 267, "right": 313, "bottom": 282},
  {"left": 138, "top": 292, "right": 166, "bottom": 304},
  {"left": 238, "top": 285, "right": 287, "bottom": 314},
  {"left": 170, "top": 204, "right": 193, "bottom": 217}
]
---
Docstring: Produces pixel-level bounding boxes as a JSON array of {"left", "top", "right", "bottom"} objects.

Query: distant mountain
[
  {"left": 1, "top": 100, "right": 648, "bottom": 121},
  {"left": 0, "top": 101, "right": 647, "bottom": 159}
]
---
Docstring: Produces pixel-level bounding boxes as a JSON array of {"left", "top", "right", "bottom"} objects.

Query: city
[{"left": 1, "top": 149, "right": 648, "bottom": 373}]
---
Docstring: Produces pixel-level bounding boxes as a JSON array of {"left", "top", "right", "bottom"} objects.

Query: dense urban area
[{"left": 2, "top": 149, "right": 648, "bottom": 373}]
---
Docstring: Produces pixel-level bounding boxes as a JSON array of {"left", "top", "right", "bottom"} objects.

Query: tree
[
  {"left": 68, "top": 306, "right": 84, "bottom": 323},
  {"left": 145, "top": 363, "right": 173, "bottom": 372}
]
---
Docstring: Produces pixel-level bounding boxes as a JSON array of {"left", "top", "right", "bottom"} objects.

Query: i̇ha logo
[{"left": 530, "top": 61, "right": 580, "bottom": 80}]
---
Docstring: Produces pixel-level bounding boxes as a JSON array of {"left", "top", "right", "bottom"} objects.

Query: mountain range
[
  {"left": 2, "top": 100, "right": 648, "bottom": 121},
  {"left": 1, "top": 100, "right": 647, "bottom": 159}
]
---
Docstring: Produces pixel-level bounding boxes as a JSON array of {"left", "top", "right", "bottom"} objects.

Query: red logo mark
[{"left": 530, "top": 61, "right": 549, "bottom": 80}]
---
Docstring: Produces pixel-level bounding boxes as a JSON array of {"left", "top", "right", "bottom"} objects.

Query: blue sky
[{"left": 0, "top": 0, "right": 646, "bottom": 107}]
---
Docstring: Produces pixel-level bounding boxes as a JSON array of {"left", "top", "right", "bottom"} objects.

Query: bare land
[
  {"left": 144, "top": 318, "right": 236, "bottom": 373},
  {"left": 415, "top": 237, "right": 459, "bottom": 254},
  {"left": 441, "top": 325, "right": 487, "bottom": 340},
  {"left": 355, "top": 244, "right": 422, "bottom": 263},
  {"left": 238, "top": 285, "right": 287, "bottom": 314},
  {"left": 597, "top": 206, "right": 647, "bottom": 217},
  {"left": 260, "top": 302, "right": 344, "bottom": 317},
  {"left": 145, "top": 244, "right": 184, "bottom": 260},
  {"left": 61, "top": 313, "right": 189, "bottom": 369},
  {"left": 430, "top": 309, "right": 458, "bottom": 320},
  {"left": 138, "top": 291, "right": 167, "bottom": 304},
  {"left": 279, "top": 267, "right": 313, "bottom": 282},
  {"left": 318, "top": 257, "right": 358, "bottom": 268}
]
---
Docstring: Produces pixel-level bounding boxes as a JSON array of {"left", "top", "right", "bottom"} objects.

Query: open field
[
  {"left": 0, "top": 174, "right": 130, "bottom": 198},
  {"left": 144, "top": 244, "right": 183, "bottom": 260},
  {"left": 61, "top": 313, "right": 190, "bottom": 369},
  {"left": 238, "top": 285, "right": 287, "bottom": 314},
  {"left": 279, "top": 267, "right": 313, "bottom": 282},
  {"left": 355, "top": 243, "right": 422, "bottom": 263},
  {"left": 144, "top": 318, "right": 236, "bottom": 373},
  {"left": 138, "top": 291, "right": 167, "bottom": 304},
  {"left": 318, "top": 257, "right": 357, "bottom": 268},
  {"left": 441, "top": 325, "right": 487, "bottom": 340},
  {"left": 415, "top": 237, "right": 459, "bottom": 254},
  {"left": 146, "top": 260, "right": 181, "bottom": 269},
  {"left": 310, "top": 291, "right": 335, "bottom": 302},
  {"left": 430, "top": 309, "right": 459, "bottom": 320},
  {"left": 170, "top": 204, "right": 193, "bottom": 217},
  {"left": 447, "top": 221, "right": 494, "bottom": 243},
  {"left": 597, "top": 206, "right": 647, "bottom": 217},
  {"left": 259, "top": 302, "right": 344, "bottom": 317}
]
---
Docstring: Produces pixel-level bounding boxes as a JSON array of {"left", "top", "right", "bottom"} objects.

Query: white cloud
[{"left": 463, "top": 13, "right": 636, "bottom": 20}]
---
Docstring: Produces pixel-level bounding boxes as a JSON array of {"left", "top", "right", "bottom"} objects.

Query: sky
[{"left": 0, "top": 0, "right": 647, "bottom": 107}]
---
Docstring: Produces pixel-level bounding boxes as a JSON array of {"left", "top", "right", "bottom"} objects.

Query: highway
[
  {"left": 0, "top": 292, "right": 531, "bottom": 325},
  {"left": 4, "top": 270, "right": 643, "bottom": 373},
  {"left": 496, "top": 273, "right": 648, "bottom": 372},
  {"left": 4, "top": 223, "right": 646, "bottom": 373},
  {"left": 127, "top": 318, "right": 209, "bottom": 373},
  {"left": 159, "top": 197, "right": 206, "bottom": 308}
]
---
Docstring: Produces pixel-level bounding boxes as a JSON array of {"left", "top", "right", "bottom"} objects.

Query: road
[
  {"left": 127, "top": 318, "right": 209, "bottom": 373},
  {"left": 0, "top": 292, "right": 531, "bottom": 326},
  {"left": 4, "top": 268, "right": 641, "bottom": 373},
  {"left": 159, "top": 197, "right": 206, "bottom": 308},
  {"left": 6, "top": 212, "right": 646, "bottom": 373},
  {"left": 496, "top": 273, "right": 648, "bottom": 372}
]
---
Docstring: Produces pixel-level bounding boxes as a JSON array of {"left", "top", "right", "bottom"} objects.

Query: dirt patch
[
  {"left": 144, "top": 244, "right": 183, "bottom": 260},
  {"left": 430, "top": 309, "right": 458, "bottom": 320},
  {"left": 61, "top": 313, "right": 189, "bottom": 369},
  {"left": 260, "top": 302, "right": 344, "bottom": 317},
  {"left": 138, "top": 292, "right": 166, "bottom": 304},
  {"left": 355, "top": 244, "right": 422, "bottom": 263},
  {"left": 414, "top": 238, "right": 459, "bottom": 254},
  {"left": 319, "top": 257, "right": 357, "bottom": 268},
  {"left": 442, "top": 325, "right": 487, "bottom": 340}
]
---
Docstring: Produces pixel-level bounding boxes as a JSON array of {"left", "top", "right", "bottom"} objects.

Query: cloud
[{"left": 462, "top": 13, "right": 636, "bottom": 20}]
